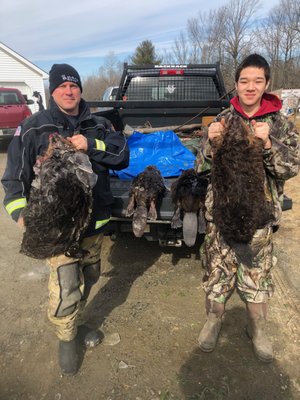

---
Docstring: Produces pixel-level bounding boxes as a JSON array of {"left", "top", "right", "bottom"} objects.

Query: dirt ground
[{"left": 0, "top": 135, "right": 299, "bottom": 400}]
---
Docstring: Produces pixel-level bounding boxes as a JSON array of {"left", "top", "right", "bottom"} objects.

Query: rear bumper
[{"left": 104, "top": 218, "right": 184, "bottom": 247}]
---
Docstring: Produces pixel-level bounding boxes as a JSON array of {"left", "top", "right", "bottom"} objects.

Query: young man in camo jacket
[{"left": 195, "top": 54, "right": 299, "bottom": 362}]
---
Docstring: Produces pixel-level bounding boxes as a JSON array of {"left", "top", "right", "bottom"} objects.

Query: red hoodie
[{"left": 230, "top": 93, "right": 282, "bottom": 119}]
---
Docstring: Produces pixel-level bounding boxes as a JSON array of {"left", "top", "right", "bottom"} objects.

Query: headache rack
[
  {"left": 116, "top": 63, "right": 228, "bottom": 102},
  {"left": 88, "top": 62, "right": 231, "bottom": 131}
]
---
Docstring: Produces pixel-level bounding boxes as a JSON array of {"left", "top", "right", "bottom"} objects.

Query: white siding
[{"left": 0, "top": 45, "right": 48, "bottom": 113}]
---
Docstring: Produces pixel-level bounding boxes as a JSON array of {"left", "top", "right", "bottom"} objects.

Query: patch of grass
[
  {"left": 176, "top": 373, "right": 194, "bottom": 385},
  {"left": 188, "top": 385, "right": 228, "bottom": 400},
  {"left": 162, "top": 290, "right": 172, "bottom": 297},
  {"left": 159, "top": 389, "right": 172, "bottom": 400}
]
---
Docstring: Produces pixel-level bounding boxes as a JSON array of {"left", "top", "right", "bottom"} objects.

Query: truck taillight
[
  {"left": 24, "top": 108, "right": 32, "bottom": 118},
  {"left": 159, "top": 69, "right": 184, "bottom": 76}
]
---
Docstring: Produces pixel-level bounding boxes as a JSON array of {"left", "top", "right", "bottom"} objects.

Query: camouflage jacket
[{"left": 195, "top": 105, "right": 300, "bottom": 226}]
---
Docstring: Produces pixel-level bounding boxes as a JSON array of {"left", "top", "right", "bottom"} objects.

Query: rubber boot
[
  {"left": 58, "top": 338, "right": 79, "bottom": 376},
  {"left": 246, "top": 302, "right": 273, "bottom": 363},
  {"left": 77, "top": 261, "right": 102, "bottom": 348},
  {"left": 198, "top": 298, "right": 225, "bottom": 352},
  {"left": 81, "top": 261, "right": 101, "bottom": 302}
]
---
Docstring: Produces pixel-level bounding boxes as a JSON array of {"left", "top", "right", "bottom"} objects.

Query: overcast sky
[{"left": 1, "top": 0, "right": 275, "bottom": 78}]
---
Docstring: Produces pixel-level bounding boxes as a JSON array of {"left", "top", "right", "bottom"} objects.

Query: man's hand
[
  {"left": 67, "top": 134, "right": 88, "bottom": 151},
  {"left": 251, "top": 120, "right": 272, "bottom": 149},
  {"left": 208, "top": 118, "right": 225, "bottom": 141}
]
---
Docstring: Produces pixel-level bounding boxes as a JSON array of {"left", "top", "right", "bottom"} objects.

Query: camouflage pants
[
  {"left": 201, "top": 223, "right": 274, "bottom": 304},
  {"left": 47, "top": 233, "right": 103, "bottom": 341}
]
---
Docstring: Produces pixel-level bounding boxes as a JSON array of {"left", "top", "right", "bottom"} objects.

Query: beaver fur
[
  {"left": 20, "top": 134, "right": 96, "bottom": 259},
  {"left": 211, "top": 114, "right": 273, "bottom": 249},
  {"left": 126, "top": 165, "right": 165, "bottom": 238},
  {"left": 171, "top": 169, "right": 209, "bottom": 246}
]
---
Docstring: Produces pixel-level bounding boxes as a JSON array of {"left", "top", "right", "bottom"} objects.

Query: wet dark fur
[
  {"left": 211, "top": 115, "right": 272, "bottom": 246},
  {"left": 126, "top": 165, "right": 165, "bottom": 237},
  {"left": 21, "top": 134, "right": 94, "bottom": 259},
  {"left": 171, "top": 169, "right": 209, "bottom": 229}
]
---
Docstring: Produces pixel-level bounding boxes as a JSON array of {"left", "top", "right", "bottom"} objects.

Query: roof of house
[{"left": 0, "top": 41, "right": 49, "bottom": 79}]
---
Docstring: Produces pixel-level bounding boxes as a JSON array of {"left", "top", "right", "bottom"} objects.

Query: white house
[{"left": 0, "top": 41, "right": 48, "bottom": 113}]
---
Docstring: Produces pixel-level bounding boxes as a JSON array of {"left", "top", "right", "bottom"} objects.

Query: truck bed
[
  {"left": 89, "top": 63, "right": 231, "bottom": 245},
  {"left": 90, "top": 100, "right": 229, "bottom": 132}
]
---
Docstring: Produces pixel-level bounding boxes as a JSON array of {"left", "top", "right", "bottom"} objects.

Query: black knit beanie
[{"left": 49, "top": 63, "right": 82, "bottom": 94}]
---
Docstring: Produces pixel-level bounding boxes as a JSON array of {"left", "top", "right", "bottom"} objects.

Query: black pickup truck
[{"left": 87, "top": 63, "right": 232, "bottom": 246}]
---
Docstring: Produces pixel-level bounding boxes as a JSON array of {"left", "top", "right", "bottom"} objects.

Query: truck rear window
[{"left": 124, "top": 74, "right": 221, "bottom": 101}]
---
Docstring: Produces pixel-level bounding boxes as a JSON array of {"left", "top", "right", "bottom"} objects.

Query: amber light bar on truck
[{"left": 159, "top": 69, "right": 185, "bottom": 76}]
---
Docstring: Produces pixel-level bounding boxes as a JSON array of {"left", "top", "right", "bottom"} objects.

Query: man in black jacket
[{"left": 1, "top": 64, "right": 129, "bottom": 375}]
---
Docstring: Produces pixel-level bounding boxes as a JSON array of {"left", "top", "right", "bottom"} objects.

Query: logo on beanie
[{"left": 61, "top": 74, "right": 79, "bottom": 84}]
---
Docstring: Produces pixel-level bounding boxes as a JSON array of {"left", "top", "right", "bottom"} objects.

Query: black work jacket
[{"left": 1, "top": 97, "right": 129, "bottom": 236}]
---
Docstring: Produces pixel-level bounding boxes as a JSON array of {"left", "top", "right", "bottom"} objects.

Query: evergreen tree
[{"left": 131, "top": 40, "right": 162, "bottom": 65}]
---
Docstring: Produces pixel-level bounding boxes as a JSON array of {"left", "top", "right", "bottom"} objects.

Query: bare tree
[
  {"left": 82, "top": 74, "right": 103, "bottom": 100},
  {"left": 218, "top": 0, "right": 260, "bottom": 85},
  {"left": 170, "top": 0, "right": 260, "bottom": 88},
  {"left": 82, "top": 52, "right": 122, "bottom": 100},
  {"left": 172, "top": 31, "right": 190, "bottom": 64},
  {"left": 256, "top": 0, "right": 300, "bottom": 89},
  {"left": 256, "top": 7, "right": 287, "bottom": 89},
  {"left": 98, "top": 51, "right": 123, "bottom": 89},
  {"left": 163, "top": 11, "right": 225, "bottom": 64},
  {"left": 287, "top": 0, "right": 300, "bottom": 33},
  {"left": 186, "top": 11, "right": 220, "bottom": 63},
  {"left": 162, "top": 31, "right": 190, "bottom": 64},
  {"left": 186, "top": 17, "right": 202, "bottom": 62},
  {"left": 184, "top": 0, "right": 300, "bottom": 89},
  {"left": 83, "top": 0, "right": 300, "bottom": 99}
]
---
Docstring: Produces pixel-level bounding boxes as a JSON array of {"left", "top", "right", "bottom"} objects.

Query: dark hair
[{"left": 235, "top": 54, "right": 271, "bottom": 83}]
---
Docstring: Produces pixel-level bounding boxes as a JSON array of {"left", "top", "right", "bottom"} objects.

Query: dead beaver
[
  {"left": 171, "top": 169, "right": 209, "bottom": 247},
  {"left": 211, "top": 114, "right": 273, "bottom": 262},
  {"left": 20, "top": 133, "right": 96, "bottom": 259},
  {"left": 126, "top": 165, "right": 165, "bottom": 238}
]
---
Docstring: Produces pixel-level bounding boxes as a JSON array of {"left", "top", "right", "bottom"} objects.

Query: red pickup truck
[{"left": 0, "top": 87, "right": 34, "bottom": 143}]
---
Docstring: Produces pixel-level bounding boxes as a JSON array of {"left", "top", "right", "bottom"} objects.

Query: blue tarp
[{"left": 110, "top": 130, "right": 196, "bottom": 180}]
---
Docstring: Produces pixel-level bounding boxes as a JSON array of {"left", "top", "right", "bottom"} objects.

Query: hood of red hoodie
[{"left": 230, "top": 92, "right": 282, "bottom": 119}]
